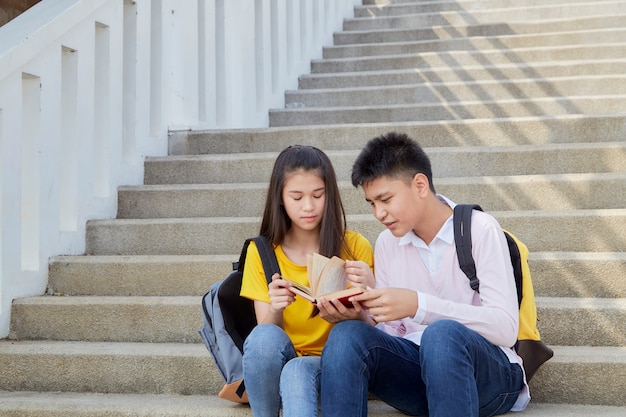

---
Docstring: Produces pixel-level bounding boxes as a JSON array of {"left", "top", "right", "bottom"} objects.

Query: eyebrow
[
  {"left": 286, "top": 186, "right": 326, "bottom": 194},
  {"left": 365, "top": 191, "right": 389, "bottom": 203}
]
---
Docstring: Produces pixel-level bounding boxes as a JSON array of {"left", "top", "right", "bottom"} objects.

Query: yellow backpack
[{"left": 453, "top": 204, "right": 554, "bottom": 381}]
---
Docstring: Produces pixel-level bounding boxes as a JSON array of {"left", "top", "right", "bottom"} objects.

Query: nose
[
  {"left": 373, "top": 204, "right": 386, "bottom": 222},
  {"left": 303, "top": 196, "right": 315, "bottom": 211}
]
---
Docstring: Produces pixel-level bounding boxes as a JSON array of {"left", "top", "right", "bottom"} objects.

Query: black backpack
[
  {"left": 453, "top": 204, "right": 553, "bottom": 381},
  {"left": 198, "top": 236, "right": 280, "bottom": 403}
]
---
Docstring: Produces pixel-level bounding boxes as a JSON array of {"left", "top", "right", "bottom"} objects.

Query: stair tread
[
  {"left": 87, "top": 208, "right": 626, "bottom": 224},
  {"left": 342, "top": 14, "right": 626, "bottom": 38},
  {"left": 124, "top": 171, "right": 626, "bottom": 188},
  {"left": 286, "top": 74, "right": 626, "bottom": 94},
  {"left": 0, "top": 340, "right": 624, "bottom": 360},
  {"left": 344, "top": 1, "right": 626, "bottom": 29},
  {"left": 1, "top": 391, "right": 624, "bottom": 417},
  {"left": 12, "top": 295, "right": 626, "bottom": 306},
  {"left": 272, "top": 95, "right": 626, "bottom": 110},
  {"left": 316, "top": 41, "right": 626, "bottom": 60},
  {"left": 152, "top": 141, "right": 626, "bottom": 160},
  {"left": 49, "top": 251, "right": 626, "bottom": 261},
  {"left": 324, "top": 27, "right": 626, "bottom": 57}
]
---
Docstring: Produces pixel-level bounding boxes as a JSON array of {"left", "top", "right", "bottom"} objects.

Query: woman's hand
[
  {"left": 267, "top": 273, "right": 296, "bottom": 313},
  {"left": 317, "top": 292, "right": 370, "bottom": 324},
  {"left": 255, "top": 273, "right": 294, "bottom": 326},
  {"left": 344, "top": 260, "right": 375, "bottom": 289}
]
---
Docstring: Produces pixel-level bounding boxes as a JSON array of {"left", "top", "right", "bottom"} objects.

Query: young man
[{"left": 317, "top": 132, "right": 529, "bottom": 417}]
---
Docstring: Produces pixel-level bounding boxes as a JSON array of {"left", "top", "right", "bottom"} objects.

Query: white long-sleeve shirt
[{"left": 374, "top": 195, "right": 530, "bottom": 411}]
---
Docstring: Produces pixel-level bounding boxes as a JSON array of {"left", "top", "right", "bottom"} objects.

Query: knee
[
  {"left": 422, "top": 319, "right": 467, "bottom": 343},
  {"left": 281, "top": 357, "right": 321, "bottom": 382},
  {"left": 327, "top": 320, "right": 364, "bottom": 345},
  {"left": 243, "top": 324, "right": 290, "bottom": 359},
  {"left": 280, "top": 357, "right": 321, "bottom": 407},
  {"left": 323, "top": 320, "right": 371, "bottom": 361},
  {"left": 420, "top": 320, "right": 469, "bottom": 363}
]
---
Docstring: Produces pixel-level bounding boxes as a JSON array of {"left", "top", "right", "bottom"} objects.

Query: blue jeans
[
  {"left": 242, "top": 324, "right": 321, "bottom": 417},
  {"left": 320, "top": 320, "right": 524, "bottom": 417}
]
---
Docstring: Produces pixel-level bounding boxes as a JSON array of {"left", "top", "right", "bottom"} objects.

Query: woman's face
[{"left": 281, "top": 169, "right": 326, "bottom": 233}]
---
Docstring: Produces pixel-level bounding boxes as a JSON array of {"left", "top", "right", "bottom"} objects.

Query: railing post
[{"left": 217, "top": 0, "right": 258, "bottom": 127}]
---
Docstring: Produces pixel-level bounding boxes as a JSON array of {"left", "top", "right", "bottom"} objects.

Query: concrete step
[
  {"left": 10, "top": 296, "right": 203, "bottom": 343},
  {"left": 343, "top": 2, "right": 626, "bottom": 31},
  {"left": 270, "top": 95, "right": 626, "bottom": 126},
  {"left": 0, "top": 341, "right": 219, "bottom": 395},
  {"left": 530, "top": 345, "right": 626, "bottom": 406},
  {"left": 285, "top": 75, "right": 626, "bottom": 107},
  {"left": 169, "top": 115, "right": 626, "bottom": 155},
  {"left": 2, "top": 392, "right": 625, "bottom": 417},
  {"left": 0, "top": 341, "right": 624, "bottom": 406},
  {"left": 337, "top": 15, "right": 626, "bottom": 43},
  {"left": 310, "top": 44, "right": 626, "bottom": 73},
  {"left": 46, "top": 252, "right": 626, "bottom": 299},
  {"left": 357, "top": 0, "right": 610, "bottom": 17},
  {"left": 325, "top": 28, "right": 626, "bottom": 59},
  {"left": 120, "top": 173, "right": 626, "bottom": 218},
  {"left": 84, "top": 209, "right": 626, "bottom": 255},
  {"left": 47, "top": 255, "right": 230, "bottom": 296},
  {"left": 531, "top": 252, "right": 626, "bottom": 299},
  {"left": 8, "top": 295, "right": 626, "bottom": 347},
  {"left": 147, "top": 142, "right": 626, "bottom": 184},
  {"left": 536, "top": 298, "right": 626, "bottom": 347},
  {"left": 299, "top": 60, "right": 626, "bottom": 89},
  {"left": 0, "top": 391, "right": 405, "bottom": 417},
  {"left": 362, "top": 0, "right": 593, "bottom": 5}
]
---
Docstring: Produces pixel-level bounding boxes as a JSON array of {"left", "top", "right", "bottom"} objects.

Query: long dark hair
[{"left": 259, "top": 145, "right": 348, "bottom": 258}]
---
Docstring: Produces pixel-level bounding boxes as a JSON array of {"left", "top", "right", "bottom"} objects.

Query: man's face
[{"left": 362, "top": 175, "right": 424, "bottom": 238}]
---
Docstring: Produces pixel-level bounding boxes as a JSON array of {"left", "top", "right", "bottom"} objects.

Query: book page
[
  {"left": 307, "top": 253, "right": 327, "bottom": 295},
  {"left": 314, "top": 255, "right": 348, "bottom": 297}
]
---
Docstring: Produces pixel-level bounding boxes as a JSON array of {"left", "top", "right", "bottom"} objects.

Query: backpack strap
[
  {"left": 235, "top": 236, "right": 279, "bottom": 286},
  {"left": 453, "top": 204, "right": 483, "bottom": 292},
  {"left": 251, "top": 236, "right": 280, "bottom": 286}
]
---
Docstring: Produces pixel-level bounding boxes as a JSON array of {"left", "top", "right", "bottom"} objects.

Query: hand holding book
[{"left": 283, "top": 253, "right": 364, "bottom": 308}]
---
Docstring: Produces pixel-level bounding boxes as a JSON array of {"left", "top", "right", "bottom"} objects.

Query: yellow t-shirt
[{"left": 240, "top": 230, "right": 374, "bottom": 356}]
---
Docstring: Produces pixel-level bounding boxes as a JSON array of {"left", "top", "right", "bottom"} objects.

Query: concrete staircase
[{"left": 2, "top": 0, "right": 626, "bottom": 415}]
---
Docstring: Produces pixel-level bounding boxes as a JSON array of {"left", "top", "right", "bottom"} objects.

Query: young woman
[{"left": 240, "top": 145, "right": 374, "bottom": 417}]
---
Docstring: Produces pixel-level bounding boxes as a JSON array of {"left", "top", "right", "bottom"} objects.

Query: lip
[
  {"left": 302, "top": 216, "right": 317, "bottom": 222},
  {"left": 383, "top": 221, "right": 396, "bottom": 229}
]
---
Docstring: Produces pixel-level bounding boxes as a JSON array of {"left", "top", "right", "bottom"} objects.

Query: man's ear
[{"left": 412, "top": 173, "right": 430, "bottom": 196}]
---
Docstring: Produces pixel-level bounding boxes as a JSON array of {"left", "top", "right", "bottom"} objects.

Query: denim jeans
[
  {"left": 242, "top": 324, "right": 321, "bottom": 417},
  {"left": 320, "top": 319, "right": 524, "bottom": 417}
]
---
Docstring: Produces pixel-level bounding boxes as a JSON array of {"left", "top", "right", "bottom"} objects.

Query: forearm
[{"left": 254, "top": 300, "right": 285, "bottom": 328}]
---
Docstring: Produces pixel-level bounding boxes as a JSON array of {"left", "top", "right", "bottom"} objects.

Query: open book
[{"left": 284, "top": 253, "right": 363, "bottom": 307}]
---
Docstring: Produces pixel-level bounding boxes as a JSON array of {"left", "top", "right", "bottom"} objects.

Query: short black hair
[{"left": 351, "top": 132, "right": 435, "bottom": 192}]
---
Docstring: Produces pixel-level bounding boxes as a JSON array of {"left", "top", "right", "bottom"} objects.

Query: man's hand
[{"left": 353, "top": 287, "right": 419, "bottom": 323}]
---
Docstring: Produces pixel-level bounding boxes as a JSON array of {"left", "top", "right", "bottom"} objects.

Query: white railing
[{"left": 0, "top": 0, "right": 360, "bottom": 337}]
